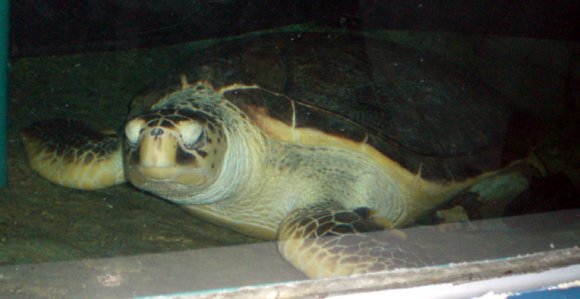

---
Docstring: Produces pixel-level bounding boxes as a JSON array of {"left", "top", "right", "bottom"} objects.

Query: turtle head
[{"left": 123, "top": 108, "right": 227, "bottom": 201}]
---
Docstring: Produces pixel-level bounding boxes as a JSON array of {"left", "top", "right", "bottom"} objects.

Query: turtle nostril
[{"left": 151, "top": 128, "right": 164, "bottom": 137}]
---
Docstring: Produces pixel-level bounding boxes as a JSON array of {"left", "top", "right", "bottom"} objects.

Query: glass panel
[{"left": 2, "top": 1, "right": 579, "bottom": 297}]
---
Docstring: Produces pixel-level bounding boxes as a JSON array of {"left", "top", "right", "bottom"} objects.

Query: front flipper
[
  {"left": 21, "top": 119, "right": 126, "bottom": 190},
  {"left": 278, "top": 205, "right": 431, "bottom": 278}
]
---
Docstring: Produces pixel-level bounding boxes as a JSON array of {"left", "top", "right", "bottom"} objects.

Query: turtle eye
[
  {"left": 180, "top": 122, "right": 206, "bottom": 149},
  {"left": 125, "top": 118, "right": 145, "bottom": 145}
]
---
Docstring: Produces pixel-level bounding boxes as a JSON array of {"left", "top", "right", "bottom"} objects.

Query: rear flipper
[
  {"left": 21, "top": 119, "right": 126, "bottom": 190},
  {"left": 278, "top": 204, "right": 435, "bottom": 278}
]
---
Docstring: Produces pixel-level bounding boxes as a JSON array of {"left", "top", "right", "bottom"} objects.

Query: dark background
[{"left": 10, "top": 0, "right": 579, "bottom": 57}]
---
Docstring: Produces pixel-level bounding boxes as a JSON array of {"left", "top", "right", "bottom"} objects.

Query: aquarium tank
[{"left": 1, "top": 1, "right": 578, "bottom": 298}]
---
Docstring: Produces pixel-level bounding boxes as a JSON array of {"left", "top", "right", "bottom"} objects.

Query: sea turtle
[{"left": 21, "top": 32, "right": 540, "bottom": 278}]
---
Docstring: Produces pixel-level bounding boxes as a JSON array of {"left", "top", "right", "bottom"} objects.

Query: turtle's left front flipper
[
  {"left": 21, "top": 119, "right": 126, "bottom": 190},
  {"left": 278, "top": 204, "right": 434, "bottom": 278}
]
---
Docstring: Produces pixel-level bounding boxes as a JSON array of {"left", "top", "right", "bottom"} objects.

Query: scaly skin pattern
[{"left": 277, "top": 207, "right": 431, "bottom": 277}]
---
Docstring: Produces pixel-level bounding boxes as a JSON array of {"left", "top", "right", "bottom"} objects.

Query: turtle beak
[
  {"left": 139, "top": 128, "right": 177, "bottom": 168},
  {"left": 133, "top": 127, "right": 182, "bottom": 181}
]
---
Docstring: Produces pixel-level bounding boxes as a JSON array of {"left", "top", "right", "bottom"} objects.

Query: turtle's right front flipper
[
  {"left": 278, "top": 204, "right": 442, "bottom": 278},
  {"left": 21, "top": 119, "right": 126, "bottom": 190}
]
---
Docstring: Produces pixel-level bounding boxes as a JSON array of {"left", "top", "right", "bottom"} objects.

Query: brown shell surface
[{"left": 131, "top": 33, "right": 536, "bottom": 183}]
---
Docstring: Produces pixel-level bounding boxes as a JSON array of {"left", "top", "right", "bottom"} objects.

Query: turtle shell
[{"left": 130, "top": 32, "right": 536, "bottom": 183}]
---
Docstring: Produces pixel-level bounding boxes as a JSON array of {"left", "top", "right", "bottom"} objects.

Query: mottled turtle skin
[{"left": 22, "top": 33, "right": 538, "bottom": 278}]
